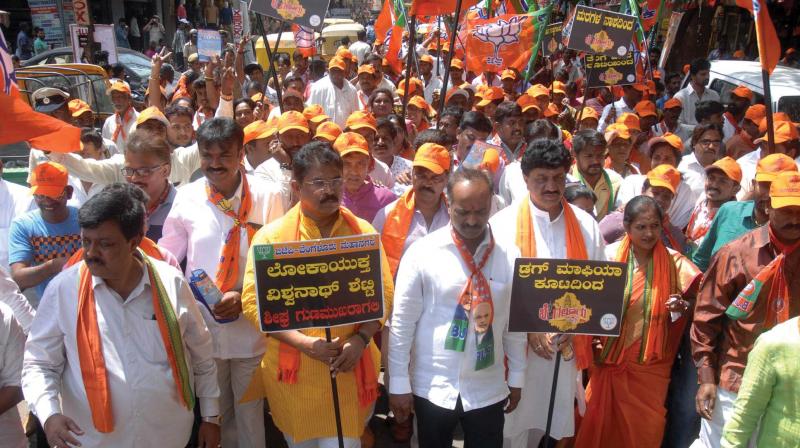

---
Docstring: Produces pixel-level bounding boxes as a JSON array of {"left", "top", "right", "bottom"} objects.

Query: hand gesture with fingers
[
  {"left": 150, "top": 47, "right": 173, "bottom": 79},
  {"left": 44, "top": 414, "right": 84, "bottom": 448}
]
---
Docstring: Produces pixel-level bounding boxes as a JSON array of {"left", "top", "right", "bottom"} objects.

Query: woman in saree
[{"left": 574, "top": 195, "right": 702, "bottom": 447}]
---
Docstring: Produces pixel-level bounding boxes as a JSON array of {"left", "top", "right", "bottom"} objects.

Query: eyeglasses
[
  {"left": 697, "top": 139, "right": 722, "bottom": 147},
  {"left": 304, "top": 177, "right": 343, "bottom": 191},
  {"left": 121, "top": 164, "right": 166, "bottom": 178}
]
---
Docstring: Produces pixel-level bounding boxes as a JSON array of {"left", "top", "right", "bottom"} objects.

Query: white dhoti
[{"left": 690, "top": 388, "right": 757, "bottom": 448}]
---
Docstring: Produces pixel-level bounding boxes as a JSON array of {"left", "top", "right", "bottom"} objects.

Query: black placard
[
  {"left": 565, "top": 5, "right": 637, "bottom": 58},
  {"left": 253, "top": 234, "right": 385, "bottom": 332},
  {"left": 542, "top": 22, "right": 564, "bottom": 57},
  {"left": 509, "top": 258, "right": 627, "bottom": 336},
  {"left": 585, "top": 53, "right": 638, "bottom": 87},
  {"left": 249, "top": 0, "right": 330, "bottom": 29}
]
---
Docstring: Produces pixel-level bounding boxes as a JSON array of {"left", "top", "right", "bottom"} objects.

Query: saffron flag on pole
[
  {"left": 291, "top": 24, "right": 316, "bottom": 57},
  {"left": 736, "top": 0, "right": 781, "bottom": 74},
  {"left": 465, "top": 13, "right": 537, "bottom": 74},
  {"left": 375, "top": 0, "right": 406, "bottom": 75},
  {"left": 640, "top": 0, "right": 662, "bottom": 32},
  {"left": 410, "top": 0, "right": 458, "bottom": 17},
  {"left": 0, "top": 33, "right": 80, "bottom": 153}
]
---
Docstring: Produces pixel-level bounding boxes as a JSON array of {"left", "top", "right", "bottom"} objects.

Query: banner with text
[
  {"left": 585, "top": 52, "right": 637, "bottom": 87},
  {"left": 197, "top": 29, "right": 222, "bottom": 62},
  {"left": 253, "top": 234, "right": 384, "bottom": 332},
  {"left": 249, "top": 0, "right": 331, "bottom": 29},
  {"left": 565, "top": 5, "right": 637, "bottom": 58},
  {"left": 509, "top": 258, "right": 627, "bottom": 336},
  {"left": 542, "top": 22, "right": 564, "bottom": 57}
]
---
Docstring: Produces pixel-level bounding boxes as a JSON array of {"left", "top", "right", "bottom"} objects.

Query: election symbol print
[{"left": 472, "top": 15, "right": 527, "bottom": 66}]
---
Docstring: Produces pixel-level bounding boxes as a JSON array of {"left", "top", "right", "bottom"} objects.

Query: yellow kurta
[
  {"left": 570, "top": 165, "right": 621, "bottom": 220},
  {"left": 241, "top": 208, "right": 394, "bottom": 442}
]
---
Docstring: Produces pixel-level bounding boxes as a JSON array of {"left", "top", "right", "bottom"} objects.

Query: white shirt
[
  {"left": 253, "top": 158, "right": 292, "bottom": 210},
  {"left": 372, "top": 197, "right": 449, "bottom": 255},
  {"left": 677, "top": 152, "right": 708, "bottom": 200},
  {"left": 67, "top": 175, "right": 105, "bottom": 208},
  {"left": 378, "top": 77, "right": 397, "bottom": 96},
  {"left": 651, "top": 121, "right": 694, "bottom": 144},
  {"left": 158, "top": 175, "right": 285, "bottom": 359},
  {"left": 614, "top": 173, "right": 699, "bottom": 230},
  {"left": 498, "top": 161, "right": 527, "bottom": 206},
  {"left": 387, "top": 156, "right": 413, "bottom": 196},
  {"left": 388, "top": 225, "right": 527, "bottom": 411},
  {"left": 22, "top": 259, "right": 220, "bottom": 448},
  {"left": 422, "top": 75, "right": 443, "bottom": 105},
  {"left": 597, "top": 98, "right": 636, "bottom": 133},
  {"left": 371, "top": 158, "right": 395, "bottom": 189},
  {"left": 0, "top": 265, "right": 35, "bottom": 333},
  {"left": 101, "top": 108, "right": 139, "bottom": 153},
  {"left": 348, "top": 41, "right": 371, "bottom": 64},
  {"left": 471, "top": 73, "right": 502, "bottom": 88},
  {"left": 673, "top": 83, "right": 720, "bottom": 127},
  {"left": 308, "top": 76, "right": 360, "bottom": 127},
  {"left": 0, "top": 302, "right": 25, "bottom": 448},
  {"left": 0, "top": 180, "right": 35, "bottom": 268}
]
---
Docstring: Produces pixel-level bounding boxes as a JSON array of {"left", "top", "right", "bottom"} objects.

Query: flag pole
[
  {"left": 572, "top": 63, "right": 591, "bottom": 133},
  {"left": 325, "top": 328, "right": 345, "bottom": 448},
  {"left": 255, "top": 15, "right": 283, "bottom": 108},
  {"left": 437, "top": 0, "right": 465, "bottom": 128},
  {"left": 401, "top": 15, "right": 417, "bottom": 120},
  {"left": 762, "top": 69, "right": 775, "bottom": 154},
  {"left": 542, "top": 350, "right": 562, "bottom": 448},
  {"left": 436, "top": 16, "right": 442, "bottom": 77}
]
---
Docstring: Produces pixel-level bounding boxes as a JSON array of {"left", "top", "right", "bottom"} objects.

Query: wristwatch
[{"left": 202, "top": 415, "right": 220, "bottom": 425}]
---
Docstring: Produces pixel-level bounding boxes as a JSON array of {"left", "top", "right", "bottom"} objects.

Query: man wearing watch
[{"left": 22, "top": 185, "right": 221, "bottom": 447}]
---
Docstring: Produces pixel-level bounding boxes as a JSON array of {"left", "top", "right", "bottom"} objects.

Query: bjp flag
[
  {"left": 640, "top": 0, "right": 662, "bottom": 32},
  {"left": 291, "top": 24, "right": 316, "bottom": 57},
  {"left": 410, "top": 0, "right": 458, "bottom": 17},
  {"left": 376, "top": 0, "right": 406, "bottom": 75},
  {"left": 465, "top": 14, "right": 536, "bottom": 74},
  {"left": 736, "top": 0, "right": 781, "bottom": 74},
  {"left": 0, "top": 34, "right": 80, "bottom": 153}
]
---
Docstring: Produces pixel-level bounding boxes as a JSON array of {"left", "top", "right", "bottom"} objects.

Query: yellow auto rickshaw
[
  {"left": 320, "top": 23, "right": 365, "bottom": 60},
  {"left": 255, "top": 31, "right": 321, "bottom": 69}
]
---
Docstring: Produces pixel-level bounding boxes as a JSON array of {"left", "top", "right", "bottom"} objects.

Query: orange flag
[
  {"left": 736, "top": 0, "right": 781, "bottom": 74},
  {"left": 375, "top": 0, "right": 405, "bottom": 75},
  {"left": 465, "top": 14, "right": 536, "bottom": 74},
  {"left": 410, "top": 0, "right": 458, "bottom": 17}
]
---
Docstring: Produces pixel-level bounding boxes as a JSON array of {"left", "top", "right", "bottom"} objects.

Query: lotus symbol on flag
[{"left": 473, "top": 16, "right": 526, "bottom": 66}]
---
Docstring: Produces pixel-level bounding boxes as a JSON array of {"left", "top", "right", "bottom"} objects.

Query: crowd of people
[{"left": 1, "top": 13, "right": 799, "bottom": 448}]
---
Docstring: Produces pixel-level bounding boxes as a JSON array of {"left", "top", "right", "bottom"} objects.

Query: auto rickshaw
[{"left": 320, "top": 23, "right": 365, "bottom": 60}]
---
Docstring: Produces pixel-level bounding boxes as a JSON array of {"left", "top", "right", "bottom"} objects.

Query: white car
[{"left": 703, "top": 60, "right": 800, "bottom": 121}]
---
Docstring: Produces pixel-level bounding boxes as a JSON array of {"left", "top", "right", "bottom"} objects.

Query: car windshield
[
  {"left": 118, "top": 52, "right": 152, "bottom": 80},
  {"left": 778, "top": 96, "right": 800, "bottom": 122}
]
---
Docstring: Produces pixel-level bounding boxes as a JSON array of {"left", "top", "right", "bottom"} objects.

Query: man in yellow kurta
[{"left": 242, "top": 140, "right": 394, "bottom": 447}]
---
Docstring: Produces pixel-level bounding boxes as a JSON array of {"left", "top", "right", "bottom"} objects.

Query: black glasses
[
  {"left": 121, "top": 164, "right": 166, "bottom": 178},
  {"left": 304, "top": 178, "right": 343, "bottom": 191}
]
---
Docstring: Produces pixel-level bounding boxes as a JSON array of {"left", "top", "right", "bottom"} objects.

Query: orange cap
[
  {"left": 755, "top": 153, "right": 799, "bottom": 182},
  {"left": 552, "top": 81, "right": 566, "bottom": 94},
  {"left": 616, "top": 112, "right": 641, "bottom": 131},
  {"left": 30, "top": 162, "right": 69, "bottom": 199},
  {"left": 604, "top": 123, "right": 631, "bottom": 142},
  {"left": 648, "top": 132, "right": 683, "bottom": 154},
  {"left": 445, "top": 87, "right": 469, "bottom": 103},
  {"left": 756, "top": 120, "right": 799, "bottom": 144},
  {"left": 408, "top": 95, "right": 436, "bottom": 116},
  {"left": 516, "top": 94, "right": 541, "bottom": 113},
  {"left": 664, "top": 97, "right": 682, "bottom": 110},
  {"left": 251, "top": 92, "right": 265, "bottom": 103},
  {"left": 333, "top": 132, "right": 370, "bottom": 158},
  {"left": 136, "top": 106, "right": 170, "bottom": 127},
  {"left": 357, "top": 64, "right": 376, "bottom": 76},
  {"left": 450, "top": 58, "right": 464, "bottom": 70},
  {"left": 480, "top": 147, "right": 501, "bottom": 175},
  {"left": 645, "top": 80, "right": 656, "bottom": 96},
  {"left": 328, "top": 57, "right": 346, "bottom": 71},
  {"left": 770, "top": 172, "right": 800, "bottom": 208},
  {"left": 420, "top": 54, "right": 434, "bottom": 64},
  {"left": 731, "top": 85, "right": 754, "bottom": 101},
  {"left": 315, "top": 121, "right": 343, "bottom": 143},
  {"left": 733, "top": 50, "right": 745, "bottom": 58},
  {"left": 336, "top": 47, "right": 356, "bottom": 62},
  {"left": 477, "top": 86, "right": 504, "bottom": 107},
  {"left": 277, "top": 111, "right": 310, "bottom": 134},
  {"left": 543, "top": 103, "right": 560, "bottom": 118},
  {"left": 68, "top": 99, "right": 92, "bottom": 117},
  {"left": 397, "top": 77, "right": 423, "bottom": 97},
  {"left": 243, "top": 120, "right": 276, "bottom": 145},
  {"left": 629, "top": 83, "right": 646, "bottom": 92},
  {"left": 106, "top": 81, "right": 131, "bottom": 95},
  {"left": 303, "top": 104, "right": 329, "bottom": 123},
  {"left": 580, "top": 107, "right": 599, "bottom": 121},
  {"left": 634, "top": 100, "right": 657, "bottom": 118},
  {"left": 705, "top": 156, "right": 742, "bottom": 183},
  {"left": 345, "top": 110, "right": 378, "bottom": 132},
  {"left": 501, "top": 69, "right": 517, "bottom": 81},
  {"left": 527, "top": 84, "right": 550, "bottom": 98},
  {"left": 744, "top": 104, "right": 767, "bottom": 123},
  {"left": 413, "top": 143, "right": 450, "bottom": 174},
  {"left": 646, "top": 164, "right": 681, "bottom": 194}
]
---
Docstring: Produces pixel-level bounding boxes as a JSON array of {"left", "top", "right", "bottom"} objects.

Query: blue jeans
[{"left": 663, "top": 329, "right": 701, "bottom": 448}]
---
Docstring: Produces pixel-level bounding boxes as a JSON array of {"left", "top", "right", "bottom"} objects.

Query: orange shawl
[
  {"left": 516, "top": 198, "right": 593, "bottom": 370},
  {"left": 599, "top": 235, "right": 678, "bottom": 364},
  {"left": 275, "top": 203, "right": 379, "bottom": 407},
  {"left": 381, "top": 189, "right": 446, "bottom": 278}
]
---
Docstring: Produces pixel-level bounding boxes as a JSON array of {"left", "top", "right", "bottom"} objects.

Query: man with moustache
[
  {"left": 570, "top": 129, "right": 623, "bottom": 220},
  {"left": 721, "top": 86, "right": 753, "bottom": 143},
  {"left": 254, "top": 111, "right": 312, "bottom": 208},
  {"left": 22, "top": 184, "right": 221, "bottom": 448},
  {"left": 489, "top": 102, "right": 525, "bottom": 164},
  {"left": 308, "top": 57, "right": 359, "bottom": 127},
  {"left": 691, "top": 172, "right": 800, "bottom": 448},
  {"left": 492, "top": 139, "right": 605, "bottom": 448},
  {"left": 159, "top": 117, "right": 284, "bottom": 448},
  {"left": 102, "top": 81, "right": 139, "bottom": 152},
  {"left": 674, "top": 59, "right": 720, "bottom": 129},
  {"left": 242, "top": 141, "right": 394, "bottom": 447},
  {"left": 597, "top": 84, "right": 644, "bottom": 133},
  {"left": 684, "top": 157, "right": 742, "bottom": 249}
]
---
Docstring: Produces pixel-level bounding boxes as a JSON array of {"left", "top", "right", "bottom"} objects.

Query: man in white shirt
[
  {"left": 419, "top": 54, "right": 443, "bottom": 105},
  {"left": 389, "top": 167, "right": 527, "bottom": 446},
  {"left": 159, "top": 118, "right": 285, "bottom": 448},
  {"left": 0, "top": 302, "right": 26, "bottom": 448},
  {"left": 254, "top": 111, "right": 313, "bottom": 209},
  {"left": 308, "top": 57, "right": 360, "bottom": 127},
  {"left": 102, "top": 81, "right": 139, "bottom": 153},
  {"left": 472, "top": 70, "right": 502, "bottom": 88},
  {"left": 348, "top": 29, "right": 371, "bottom": 64},
  {"left": 678, "top": 122, "right": 725, "bottom": 199},
  {"left": 0, "top": 162, "right": 35, "bottom": 269},
  {"left": 673, "top": 58, "right": 720, "bottom": 129},
  {"left": 22, "top": 184, "right": 221, "bottom": 448},
  {"left": 490, "top": 139, "right": 606, "bottom": 448},
  {"left": 597, "top": 84, "right": 644, "bottom": 133}
]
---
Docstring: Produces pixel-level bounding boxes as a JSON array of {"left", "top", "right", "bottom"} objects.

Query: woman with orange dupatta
[{"left": 574, "top": 196, "right": 702, "bottom": 448}]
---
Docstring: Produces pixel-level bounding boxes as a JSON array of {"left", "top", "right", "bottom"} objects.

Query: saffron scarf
[
  {"left": 207, "top": 170, "right": 256, "bottom": 292},
  {"left": 598, "top": 236, "right": 678, "bottom": 364},
  {"left": 76, "top": 250, "right": 194, "bottom": 433},
  {"left": 516, "top": 198, "right": 593, "bottom": 370},
  {"left": 112, "top": 107, "right": 133, "bottom": 143},
  {"left": 726, "top": 224, "right": 800, "bottom": 327},
  {"left": 685, "top": 200, "right": 717, "bottom": 242},
  {"left": 275, "top": 203, "right": 379, "bottom": 407},
  {"left": 444, "top": 226, "right": 496, "bottom": 371},
  {"left": 381, "top": 189, "right": 446, "bottom": 278}
]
